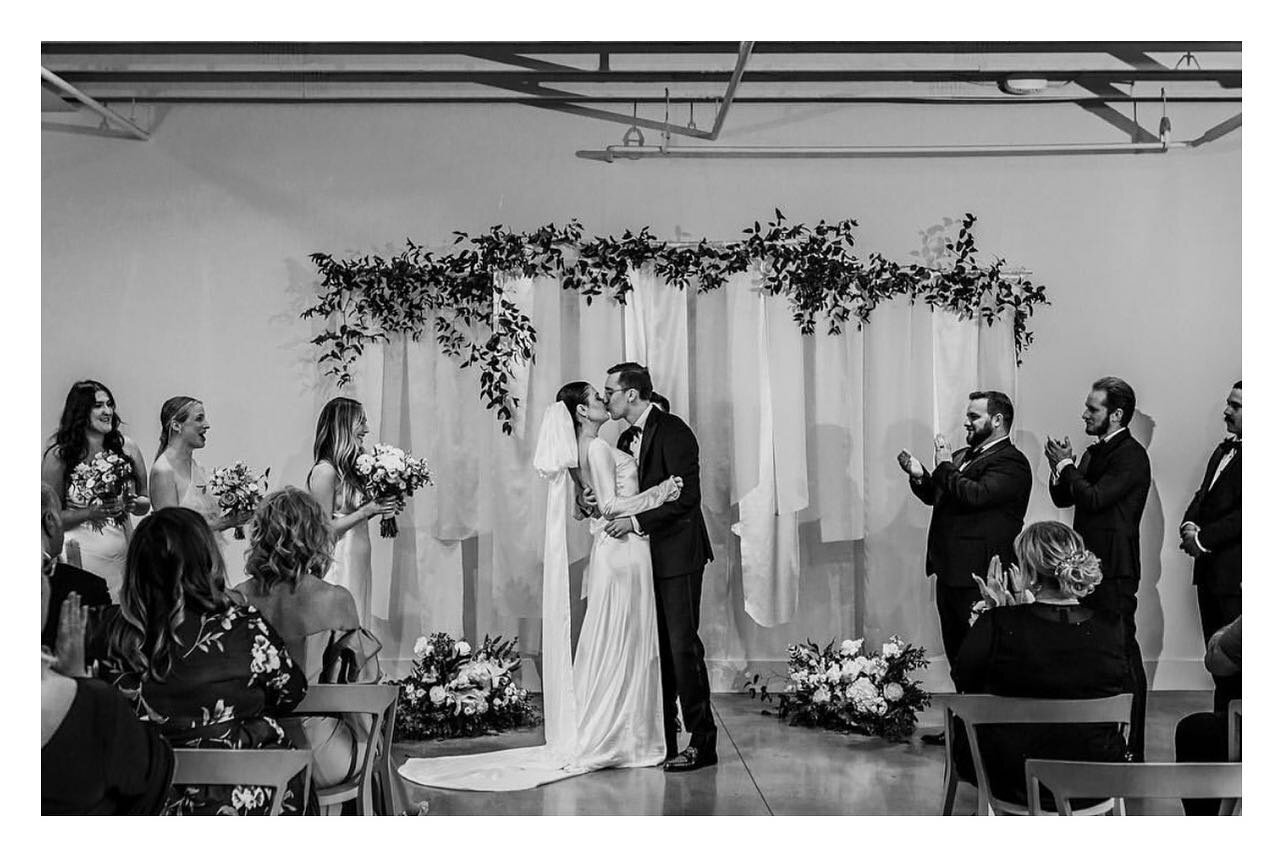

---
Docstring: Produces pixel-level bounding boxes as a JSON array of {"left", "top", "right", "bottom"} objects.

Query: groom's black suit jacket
[
  {"left": 909, "top": 437, "right": 1033, "bottom": 588},
  {"left": 627, "top": 407, "right": 714, "bottom": 579}
]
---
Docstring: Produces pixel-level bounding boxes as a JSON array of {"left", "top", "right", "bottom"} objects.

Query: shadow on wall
[{"left": 1129, "top": 411, "right": 1167, "bottom": 681}]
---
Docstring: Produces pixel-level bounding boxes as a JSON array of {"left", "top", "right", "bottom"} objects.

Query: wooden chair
[
  {"left": 1026, "top": 760, "right": 1243, "bottom": 816},
  {"left": 370, "top": 692, "right": 412, "bottom": 816},
  {"left": 291, "top": 683, "right": 400, "bottom": 816},
  {"left": 942, "top": 693, "right": 1132, "bottom": 816},
  {"left": 171, "top": 748, "right": 313, "bottom": 816},
  {"left": 1228, "top": 699, "right": 1242, "bottom": 762}
]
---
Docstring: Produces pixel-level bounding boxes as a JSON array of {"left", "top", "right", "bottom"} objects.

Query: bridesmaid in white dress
[
  {"left": 399, "top": 382, "right": 680, "bottom": 791},
  {"left": 306, "top": 397, "right": 399, "bottom": 629},
  {"left": 148, "top": 396, "right": 251, "bottom": 580},
  {"left": 41, "top": 380, "right": 150, "bottom": 601}
]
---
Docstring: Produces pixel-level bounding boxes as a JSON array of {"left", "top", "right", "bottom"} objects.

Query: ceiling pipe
[
  {"left": 41, "top": 67, "right": 149, "bottom": 140},
  {"left": 704, "top": 41, "right": 753, "bottom": 140},
  {"left": 576, "top": 141, "right": 1194, "bottom": 161}
]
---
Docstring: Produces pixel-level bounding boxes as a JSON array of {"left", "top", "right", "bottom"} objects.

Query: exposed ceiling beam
[
  {"left": 69, "top": 94, "right": 1243, "bottom": 106},
  {"left": 1188, "top": 112, "right": 1242, "bottom": 147},
  {"left": 40, "top": 41, "right": 1243, "bottom": 55},
  {"left": 49, "top": 69, "right": 1243, "bottom": 86},
  {"left": 1074, "top": 81, "right": 1161, "bottom": 143},
  {"left": 40, "top": 67, "right": 149, "bottom": 140}
]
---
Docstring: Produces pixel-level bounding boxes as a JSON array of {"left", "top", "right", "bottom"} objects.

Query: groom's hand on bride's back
[{"left": 574, "top": 485, "right": 600, "bottom": 519}]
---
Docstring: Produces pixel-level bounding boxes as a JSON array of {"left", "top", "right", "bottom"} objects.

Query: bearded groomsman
[
  {"left": 899, "top": 390, "right": 1032, "bottom": 745},
  {"left": 1046, "top": 376, "right": 1151, "bottom": 760},
  {"left": 1180, "top": 381, "right": 1242, "bottom": 712}
]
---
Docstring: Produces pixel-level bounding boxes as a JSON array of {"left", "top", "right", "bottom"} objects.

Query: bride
[{"left": 398, "top": 382, "right": 681, "bottom": 791}]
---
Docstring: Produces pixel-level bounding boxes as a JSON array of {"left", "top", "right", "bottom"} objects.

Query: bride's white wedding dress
[{"left": 398, "top": 416, "right": 667, "bottom": 791}]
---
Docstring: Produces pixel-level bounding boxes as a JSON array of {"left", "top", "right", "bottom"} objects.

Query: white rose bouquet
[
  {"left": 208, "top": 461, "right": 270, "bottom": 539},
  {"left": 395, "top": 631, "right": 539, "bottom": 740},
  {"left": 353, "top": 443, "right": 433, "bottom": 538},
  {"left": 746, "top": 634, "right": 931, "bottom": 743},
  {"left": 67, "top": 451, "right": 136, "bottom": 532}
]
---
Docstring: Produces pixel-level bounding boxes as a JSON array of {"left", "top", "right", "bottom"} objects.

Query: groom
[{"left": 601, "top": 362, "right": 718, "bottom": 771}]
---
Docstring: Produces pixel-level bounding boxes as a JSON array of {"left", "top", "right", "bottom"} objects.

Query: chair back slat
[
  {"left": 287, "top": 683, "right": 400, "bottom": 814},
  {"left": 1025, "top": 761, "right": 1243, "bottom": 815},
  {"left": 172, "top": 748, "right": 312, "bottom": 816},
  {"left": 1228, "top": 699, "right": 1242, "bottom": 762}
]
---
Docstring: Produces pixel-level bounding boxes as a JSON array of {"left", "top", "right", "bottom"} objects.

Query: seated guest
[
  {"left": 234, "top": 487, "right": 382, "bottom": 789},
  {"left": 101, "top": 507, "right": 309, "bottom": 815},
  {"left": 42, "top": 550, "right": 173, "bottom": 814},
  {"left": 952, "top": 520, "right": 1132, "bottom": 809},
  {"left": 1174, "top": 614, "right": 1242, "bottom": 815},
  {"left": 41, "top": 483, "right": 111, "bottom": 651}
]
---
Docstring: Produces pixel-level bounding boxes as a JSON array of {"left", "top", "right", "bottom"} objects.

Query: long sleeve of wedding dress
[{"left": 586, "top": 439, "right": 671, "bottom": 518}]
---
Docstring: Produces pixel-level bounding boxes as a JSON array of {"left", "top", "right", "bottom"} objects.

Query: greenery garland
[{"left": 304, "top": 212, "right": 1049, "bottom": 434}]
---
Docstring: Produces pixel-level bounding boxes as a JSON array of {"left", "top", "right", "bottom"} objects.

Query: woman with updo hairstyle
[
  {"left": 951, "top": 520, "right": 1133, "bottom": 810},
  {"left": 100, "top": 507, "right": 308, "bottom": 815},
  {"left": 234, "top": 488, "right": 382, "bottom": 790},
  {"left": 149, "top": 397, "right": 251, "bottom": 563}
]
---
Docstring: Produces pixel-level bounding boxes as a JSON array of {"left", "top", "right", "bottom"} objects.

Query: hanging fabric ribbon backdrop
[{"left": 304, "top": 215, "right": 1047, "bottom": 689}]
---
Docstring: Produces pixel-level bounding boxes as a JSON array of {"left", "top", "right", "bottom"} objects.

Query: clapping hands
[
  {"left": 933, "top": 434, "right": 953, "bottom": 467},
  {"left": 1044, "top": 435, "right": 1074, "bottom": 470},
  {"left": 896, "top": 449, "right": 926, "bottom": 480},
  {"left": 54, "top": 592, "right": 90, "bottom": 678},
  {"left": 972, "top": 554, "right": 1032, "bottom": 610}
]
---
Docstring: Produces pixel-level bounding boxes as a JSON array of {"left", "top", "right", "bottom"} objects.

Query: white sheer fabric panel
[{"left": 623, "top": 265, "right": 690, "bottom": 418}]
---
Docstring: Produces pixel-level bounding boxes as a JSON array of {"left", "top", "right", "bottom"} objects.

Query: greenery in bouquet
[
  {"left": 208, "top": 461, "right": 270, "bottom": 539},
  {"left": 747, "top": 635, "right": 931, "bottom": 743},
  {"left": 354, "top": 444, "right": 433, "bottom": 538},
  {"left": 395, "top": 632, "right": 540, "bottom": 741},
  {"left": 67, "top": 451, "right": 135, "bottom": 532}
]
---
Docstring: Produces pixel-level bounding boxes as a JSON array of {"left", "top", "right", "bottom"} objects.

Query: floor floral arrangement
[
  {"left": 395, "top": 632, "right": 540, "bottom": 741},
  {"left": 746, "top": 636, "right": 931, "bottom": 743}
]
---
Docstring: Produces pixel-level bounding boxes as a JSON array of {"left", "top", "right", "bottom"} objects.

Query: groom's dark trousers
[{"left": 628, "top": 407, "right": 717, "bottom": 756}]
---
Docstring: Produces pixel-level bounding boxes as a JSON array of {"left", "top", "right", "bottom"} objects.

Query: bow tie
[
  {"left": 619, "top": 425, "right": 642, "bottom": 451},
  {"left": 960, "top": 445, "right": 981, "bottom": 463},
  {"left": 1219, "top": 438, "right": 1242, "bottom": 455}
]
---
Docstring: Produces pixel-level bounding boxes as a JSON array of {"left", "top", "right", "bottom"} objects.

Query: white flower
[
  {"left": 455, "top": 641, "right": 472, "bottom": 657},
  {"left": 882, "top": 641, "right": 903, "bottom": 659},
  {"left": 825, "top": 664, "right": 842, "bottom": 684},
  {"left": 850, "top": 656, "right": 871, "bottom": 677},
  {"left": 883, "top": 682, "right": 905, "bottom": 702},
  {"left": 413, "top": 636, "right": 429, "bottom": 657},
  {"left": 839, "top": 639, "right": 861, "bottom": 657},
  {"left": 475, "top": 699, "right": 489, "bottom": 715},
  {"left": 789, "top": 670, "right": 809, "bottom": 687},
  {"left": 840, "top": 660, "right": 862, "bottom": 680},
  {"left": 428, "top": 686, "right": 447, "bottom": 705},
  {"left": 812, "top": 687, "right": 831, "bottom": 704},
  {"left": 355, "top": 454, "right": 375, "bottom": 476},
  {"left": 851, "top": 677, "right": 878, "bottom": 701}
]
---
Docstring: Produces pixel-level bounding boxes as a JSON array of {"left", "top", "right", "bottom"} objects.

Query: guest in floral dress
[{"left": 102, "top": 507, "right": 309, "bottom": 815}]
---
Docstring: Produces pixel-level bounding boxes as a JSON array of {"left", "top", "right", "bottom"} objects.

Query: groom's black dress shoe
[
  {"left": 663, "top": 747, "right": 718, "bottom": 772},
  {"left": 921, "top": 730, "right": 946, "bottom": 746}
]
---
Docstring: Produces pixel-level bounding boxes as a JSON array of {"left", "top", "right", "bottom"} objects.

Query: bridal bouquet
[
  {"left": 395, "top": 632, "right": 540, "bottom": 741},
  {"left": 747, "top": 636, "right": 931, "bottom": 743},
  {"left": 67, "top": 451, "right": 135, "bottom": 532},
  {"left": 208, "top": 462, "right": 270, "bottom": 539},
  {"left": 354, "top": 443, "right": 433, "bottom": 538}
]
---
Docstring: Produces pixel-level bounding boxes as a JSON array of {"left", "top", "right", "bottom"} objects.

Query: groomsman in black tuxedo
[
  {"left": 1180, "top": 381, "right": 1242, "bottom": 712},
  {"left": 899, "top": 390, "right": 1033, "bottom": 745},
  {"left": 602, "top": 362, "right": 717, "bottom": 771},
  {"left": 1046, "top": 376, "right": 1151, "bottom": 759}
]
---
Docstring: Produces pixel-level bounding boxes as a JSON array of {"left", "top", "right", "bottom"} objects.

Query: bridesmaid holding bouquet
[{"left": 42, "top": 380, "right": 150, "bottom": 601}]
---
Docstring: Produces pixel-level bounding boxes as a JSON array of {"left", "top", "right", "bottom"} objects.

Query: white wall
[{"left": 42, "top": 100, "right": 1240, "bottom": 688}]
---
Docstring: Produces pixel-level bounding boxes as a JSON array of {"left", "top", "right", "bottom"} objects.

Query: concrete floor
[{"left": 392, "top": 690, "right": 1214, "bottom": 815}]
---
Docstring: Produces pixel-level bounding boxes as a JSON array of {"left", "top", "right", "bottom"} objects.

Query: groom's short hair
[
  {"left": 969, "top": 390, "right": 1014, "bottom": 427},
  {"left": 607, "top": 362, "right": 653, "bottom": 400}
]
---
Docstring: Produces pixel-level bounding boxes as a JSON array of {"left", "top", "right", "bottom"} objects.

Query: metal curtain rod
[
  {"left": 41, "top": 66, "right": 150, "bottom": 140},
  {"left": 576, "top": 140, "right": 1202, "bottom": 161}
]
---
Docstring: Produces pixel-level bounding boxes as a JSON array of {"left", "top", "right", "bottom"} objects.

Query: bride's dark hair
[{"left": 556, "top": 381, "right": 592, "bottom": 433}]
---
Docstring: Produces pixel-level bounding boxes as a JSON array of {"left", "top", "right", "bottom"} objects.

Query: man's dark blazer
[
  {"left": 1050, "top": 428, "right": 1151, "bottom": 583},
  {"left": 1182, "top": 441, "right": 1242, "bottom": 594},
  {"left": 909, "top": 437, "right": 1033, "bottom": 588},
  {"left": 42, "top": 561, "right": 111, "bottom": 650},
  {"left": 630, "top": 407, "right": 714, "bottom": 579}
]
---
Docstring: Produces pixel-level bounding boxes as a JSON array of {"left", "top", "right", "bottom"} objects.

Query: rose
[
  {"left": 840, "top": 660, "right": 862, "bottom": 680},
  {"left": 839, "top": 639, "right": 862, "bottom": 657},
  {"left": 428, "top": 686, "right": 447, "bottom": 705},
  {"left": 455, "top": 641, "right": 472, "bottom": 657},
  {"left": 413, "top": 636, "right": 429, "bottom": 657},
  {"left": 882, "top": 641, "right": 903, "bottom": 659},
  {"left": 355, "top": 454, "right": 374, "bottom": 476},
  {"left": 812, "top": 687, "right": 831, "bottom": 704},
  {"left": 883, "top": 682, "right": 904, "bottom": 702}
]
